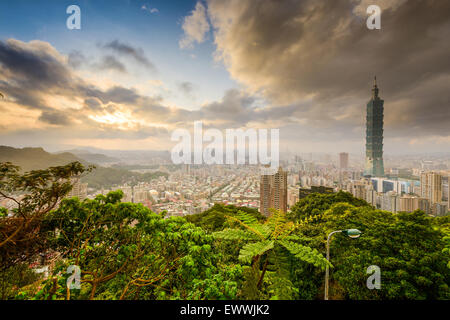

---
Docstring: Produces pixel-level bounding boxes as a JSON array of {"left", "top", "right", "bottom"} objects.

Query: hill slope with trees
[{"left": 1, "top": 161, "right": 449, "bottom": 300}]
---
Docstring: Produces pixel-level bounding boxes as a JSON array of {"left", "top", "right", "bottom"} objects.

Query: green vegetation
[
  {"left": 213, "top": 209, "right": 330, "bottom": 299},
  {"left": 0, "top": 146, "right": 168, "bottom": 189},
  {"left": 80, "top": 166, "right": 168, "bottom": 189},
  {"left": 0, "top": 146, "right": 82, "bottom": 172},
  {"left": 186, "top": 204, "right": 265, "bottom": 232},
  {"left": 288, "top": 190, "right": 370, "bottom": 220},
  {"left": 1, "top": 161, "right": 449, "bottom": 300}
]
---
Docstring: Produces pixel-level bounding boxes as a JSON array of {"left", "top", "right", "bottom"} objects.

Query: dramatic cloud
[
  {"left": 1, "top": 0, "right": 449, "bottom": 153},
  {"left": 0, "top": 39, "right": 169, "bottom": 146},
  {"left": 198, "top": 0, "right": 450, "bottom": 143},
  {"left": 0, "top": 39, "right": 264, "bottom": 149},
  {"left": 68, "top": 50, "right": 86, "bottom": 69},
  {"left": 179, "top": 2, "right": 210, "bottom": 49},
  {"left": 94, "top": 55, "right": 127, "bottom": 73},
  {"left": 101, "top": 40, "right": 156, "bottom": 71},
  {"left": 38, "top": 110, "right": 73, "bottom": 126}
]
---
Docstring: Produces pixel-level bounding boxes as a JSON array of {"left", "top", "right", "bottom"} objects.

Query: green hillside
[
  {"left": 0, "top": 146, "right": 83, "bottom": 171},
  {"left": 0, "top": 146, "right": 168, "bottom": 189}
]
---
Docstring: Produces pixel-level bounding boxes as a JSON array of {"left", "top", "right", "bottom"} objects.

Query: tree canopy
[{"left": 1, "top": 163, "right": 449, "bottom": 300}]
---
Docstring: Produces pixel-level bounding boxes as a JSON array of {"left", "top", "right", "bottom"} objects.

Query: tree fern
[
  {"left": 239, "top": 240, "right": 274, "bottom": 264},
  {"left": 214, "top": 229, "right": 260, "bottom": 241},
  {"left": 213, "top": 208, "right": 330, "bottom": 299},
  {"left": 278, "top": 240, "right": 331, "bottom": 270}
]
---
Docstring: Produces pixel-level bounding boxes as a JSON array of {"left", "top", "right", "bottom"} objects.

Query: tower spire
[{"left": 372, "top": 76, "right": 379, "bottom": 98}]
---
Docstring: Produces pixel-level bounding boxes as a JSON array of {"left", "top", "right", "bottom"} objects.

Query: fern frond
[
  {"left": 239, "top": 240, "right": 274, "bottom": 264},
  {"left": 281, "top": 234, "right": 311, "bottom": 242},
  {"left": 278, "top": 240, "right": 331, "bottom": 270},
  {"left": 280, "top": 213, "right": 322, "bottom": 238},
  {"left": 234, "top": 210, "right": 260, "bottom": 226},
  {"left": 213, "top": 228, "right": 260, "bottom": 241},
  {"left": 266, "top": 209, "right": 287, "bottom": 235},
  {"left": 224, "top": 214, "right": 265, "bottom": 240},
  {"left": 251, "top": 224, "right": 272, "bottom": 239}
]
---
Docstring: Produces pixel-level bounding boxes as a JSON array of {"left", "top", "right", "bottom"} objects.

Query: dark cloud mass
[
  {"left": 101, "top": 40, "right": 156, "bottom": 71},
  {"left": 0, "top": 40, "right": 73, "bottom": 93},
  {"left": 206, "top": 0, "right": 450, "bottom": 139},
  {"left": 0, "top": 39, "right": 170, "bottom": 143},
  {"left": 1, "top": 0, "right": 449, "bottom": 152},
  {"left": 38, "top": 110, "right": 73, "bottom": 126},
  {"left": 95, "top": 55, "right": 127, "bottom": 73},
  {"left": 68, "top": 50, "right": 86, "bottom": 69}
]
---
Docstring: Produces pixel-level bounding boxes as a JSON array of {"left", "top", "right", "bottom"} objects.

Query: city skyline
[{"left": 0, "top": 0, "right": 449, "bottom": 155}]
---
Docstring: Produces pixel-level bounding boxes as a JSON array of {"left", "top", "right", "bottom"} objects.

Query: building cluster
[
  {"left": 344, "top": 172, "right": 449, "bottom": 215},
  {"left": 98, "top": 165, "right": 262, "bottom": 217}
]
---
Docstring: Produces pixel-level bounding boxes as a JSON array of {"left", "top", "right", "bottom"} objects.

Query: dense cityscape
[{"left": 17, "top": 80, "right": 444, "bottom": 219}]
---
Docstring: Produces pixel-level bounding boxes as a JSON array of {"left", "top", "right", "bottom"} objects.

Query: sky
[{"left": 0, "top": 0, "right": 449, "bottom": 155}]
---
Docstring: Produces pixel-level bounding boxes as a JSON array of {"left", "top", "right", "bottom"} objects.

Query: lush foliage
[
  {"left": 288, "top": 200, "right": 450, "bottom": 300},
  {"left": 186, "top": 204, "right": 265, "bottom": 232},
  {"left": 0, "top": 161, "right": 91, "bottom": 270},
  {"left": 213, "top": 209, "right": 331, "bottom": 299},
  {"left": 1, "top": 163, "right": 449, "bottom": 300},
  {"left": 27, "top": 193, "right": 238, "bottom": 300},
  {"left": 80, "top": 167, "right": 168, "bottom": 189},
  {"left": 288, "top": 190, "right": 370, "bottom": 220}
]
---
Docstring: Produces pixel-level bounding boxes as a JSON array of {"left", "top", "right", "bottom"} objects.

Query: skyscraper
[
  {"left": 260, "top": 167, "right": 287, "bottom": 216},
  {"left": 339, "top": 152, "right": 349, "bottom": 170},
  {"left": 364, "top": 77, "right": 385, "bottom": 177},
  {"left": 420, "top": 172, "right": 442, "bottom": 205},
  {"left": 67, "top": 178, "right": 88, "bottom": 200}
]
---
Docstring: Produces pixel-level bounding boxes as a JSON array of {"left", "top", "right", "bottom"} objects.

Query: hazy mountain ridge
[
  {"left": 0, "top": 146, "right": 84, "bottom": 171},
  {"left": 56, "top": 149, "right": 119, "bottom": 164},
  {"left": 0, "top": 146, "right": 169, "bottom": 189}
]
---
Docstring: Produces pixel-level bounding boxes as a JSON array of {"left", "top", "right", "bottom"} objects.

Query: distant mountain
[
  {"left": 0, "top": 146, "right": 169, "bottom": 189},
  {"left": 56, "top": 146, "right": 172, "bottom": 164},
  {"left": 0, "top": 146, "right": 84, "bottom": 171},
  {"left": 57, "top": 149, "right": 119, "bottom": 164}
]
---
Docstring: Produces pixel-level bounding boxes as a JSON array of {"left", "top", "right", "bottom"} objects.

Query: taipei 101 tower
[{"left": 364, "top": 77, "right": 385, "bottom": 177}]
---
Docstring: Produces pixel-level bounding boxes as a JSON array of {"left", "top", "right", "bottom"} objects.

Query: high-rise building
[
  {"left": 260, "top": 167, "right": 287, "bottom": 216},
  {"left": 399, "top": 195, "right": 430, "bottom": 214},
  {"left": 432, "top": 203, "right": 448, "bottom": 217},
  {"left": 420, "top": 172, "right": 442, "bottom": 205},
  {"left": 381, "top": 191, "right": 400, "bottom": 213},
  {"left": 448, "top": 175, "right": 450, "bottom": 208},
  {"left": 364, "top": 77, "right": 385, "bottom": 177},
  {"left": 67, "top": 178, "right": 88, "bottom": 200},
  {"left": 339, "top": 152, "right": 349, "bottom": 170},
  {"left": 443, "top": 175, "right": 449, "bottom": 207}
]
